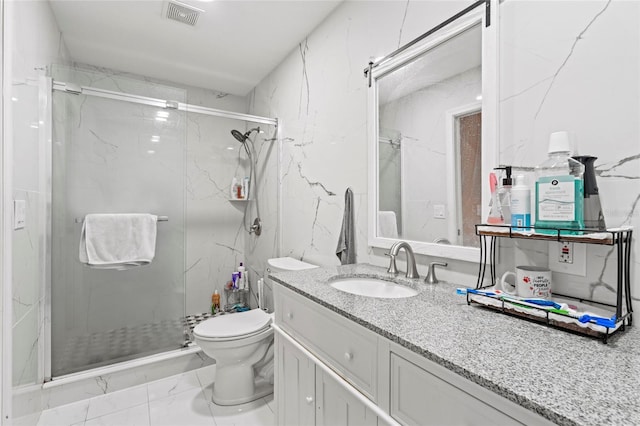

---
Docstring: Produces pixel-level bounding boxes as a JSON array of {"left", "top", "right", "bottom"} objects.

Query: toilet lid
[{"left": 193, "top": 309, "right": 272, "bottom": 339}]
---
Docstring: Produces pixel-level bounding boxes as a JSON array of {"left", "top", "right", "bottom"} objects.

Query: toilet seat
[{"left": 193, "top": 309, "right": 272, "bottom": 342}]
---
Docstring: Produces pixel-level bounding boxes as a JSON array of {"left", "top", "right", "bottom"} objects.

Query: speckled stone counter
[{"left": 269, "top": 263, "right": 640, "bottom": 426}]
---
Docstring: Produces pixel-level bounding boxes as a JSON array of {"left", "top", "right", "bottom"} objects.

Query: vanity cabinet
[
  {"left": 274, "top": 285, "right": 553, "bottom": 426},
  {"left": 276, "top": 328, "right": 378, "bottom": 426}
]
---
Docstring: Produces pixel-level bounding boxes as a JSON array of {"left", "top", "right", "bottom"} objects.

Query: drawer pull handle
[
  {"left": 286, "top": 312, "right": 293, "bottom": 319},
  {"left": 344, "top": 352, "right": 353, "bottom": 361},
  {"left": 306, "top": 396, "right": 314, "bottom": 404}
]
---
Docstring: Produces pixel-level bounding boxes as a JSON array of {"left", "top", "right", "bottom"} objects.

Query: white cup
[{"left": 498, "top": 266, "right": 552, "bottom": 299}]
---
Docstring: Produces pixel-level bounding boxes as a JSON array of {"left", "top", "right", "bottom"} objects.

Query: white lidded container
[{"left": 510, "top": 174, "right": 531, "bottom": 231}]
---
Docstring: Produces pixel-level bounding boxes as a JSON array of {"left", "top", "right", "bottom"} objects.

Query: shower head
[
  {"left": 230, "top": 127, "right": 261, "bottom": 144},
  {"left": 231, "top": 129, "right": 246, "bottom": 143}
]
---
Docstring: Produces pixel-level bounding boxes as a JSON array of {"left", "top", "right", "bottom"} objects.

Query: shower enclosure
[
  {"left": 46, "top": 66, "right": 278, "bottom": 378},
  {"left": 50, "top": 83, "right": 187, "bottom": 377}
]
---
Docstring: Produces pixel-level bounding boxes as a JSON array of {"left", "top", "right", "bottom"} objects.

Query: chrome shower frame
[{"left": 45, "top": 77, "right": 279, "bottom": 381}]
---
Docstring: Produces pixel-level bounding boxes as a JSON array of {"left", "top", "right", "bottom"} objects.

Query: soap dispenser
[{"left": 494, "top": 166, "right": 513, "bottom": 224}]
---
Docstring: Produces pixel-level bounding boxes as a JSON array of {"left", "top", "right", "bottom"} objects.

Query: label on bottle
[{"left": 537, "top": 176, "right": 575, "bottom": 221}]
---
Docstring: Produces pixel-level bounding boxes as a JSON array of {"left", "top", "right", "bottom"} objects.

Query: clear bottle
[
  {"left": 534, "top": 132, "right": 585, "bottom": 234},
  {"left": 495, "top": 166, "right": 513, "bottom": 224},
  {"left": 211, "top": 290, "right": 220, "bottom": 314}
]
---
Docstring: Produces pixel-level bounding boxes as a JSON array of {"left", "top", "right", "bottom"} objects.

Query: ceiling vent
[{"left": 165, "top": 1, "right": 202, "bottom": 26}]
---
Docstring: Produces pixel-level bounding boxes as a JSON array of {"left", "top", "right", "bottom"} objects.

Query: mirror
[{"left": 368, "top": 2, "right": 497, "bottom": 262}]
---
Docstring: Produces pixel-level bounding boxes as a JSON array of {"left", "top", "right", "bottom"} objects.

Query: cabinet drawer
[
  {"left": 276, "top": 287, "right": 378, "bottom": 401},
  {"left": 390, "top": 353, "right": 521, "bottom": 426}
]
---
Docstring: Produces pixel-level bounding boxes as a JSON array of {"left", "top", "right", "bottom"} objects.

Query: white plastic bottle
[
  {"left": 242, "top": 177, "right": 250, "bottom": 200},
  {"left": 238, "top": 262, "right": 246, "bottom": 290},
  {"left": 511, "top": 174, "right": 531, "bottom": 231}
]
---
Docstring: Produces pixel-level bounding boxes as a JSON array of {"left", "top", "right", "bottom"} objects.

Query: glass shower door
[{"left": 51, "top": 89, "right": 186, "bottom": 377}]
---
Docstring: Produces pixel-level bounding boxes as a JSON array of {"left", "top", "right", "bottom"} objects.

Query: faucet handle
[
  {"left": 425, "top": 261, "right": 448, "bottom": 284},
  {"left": 385, "top": 253, "right": 399, "bottom": 275}
]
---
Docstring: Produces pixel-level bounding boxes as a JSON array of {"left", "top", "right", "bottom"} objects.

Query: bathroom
[{"left": 3, "top": 0, "right": 639, "bottom": 425}]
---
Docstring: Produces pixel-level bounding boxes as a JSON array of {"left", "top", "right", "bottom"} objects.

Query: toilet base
[{"left": 211, "top": 375, "right": 273, "bottom": 406}]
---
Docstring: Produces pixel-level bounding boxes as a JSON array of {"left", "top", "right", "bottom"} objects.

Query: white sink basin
[{"left": 330, "top": 278, "right": 418, "bottom": 299}]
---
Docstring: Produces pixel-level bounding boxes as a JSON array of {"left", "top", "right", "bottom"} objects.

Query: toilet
[{"left": 193, "top": 257, "right": 317, "bottom": 406}]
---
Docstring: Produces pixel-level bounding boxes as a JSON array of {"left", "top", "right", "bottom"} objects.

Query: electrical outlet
[
  {"left": 559, "top": 241, "right": 573, "bottom": 264},
  {"left": 548, "top": 241, "right": 586, "bottom": 276},
  {"left": 433, "top": 204, "right": 446, "bottom": 219}
]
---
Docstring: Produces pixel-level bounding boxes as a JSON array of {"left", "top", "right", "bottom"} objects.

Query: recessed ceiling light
[
  {"left": 226, "top": 146, "right": 234, "bottom": 150},
  {"left": 147, "top": 150, "right": 156, "bottom": 155},
  {"left": 151, "top": 136, "right": 160, "bottom": 142}
]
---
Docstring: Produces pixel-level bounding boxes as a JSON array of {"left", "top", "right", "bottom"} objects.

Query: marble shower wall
[
  {"left": 9, "top": 0, "right": 69, "bottom": 390},
  {"left": 249, "top": 0, "right": 639, "bottom": 299},
  {"left": 50, "top": 64, "right": 263, "bottom": 319}
]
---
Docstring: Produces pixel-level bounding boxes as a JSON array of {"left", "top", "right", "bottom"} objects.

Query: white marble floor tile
[
  {"left": 15, "top": 366, "right": 275, "bottom": 426},
  {"left": 84, "top": 404, "right": 150, "bottom": 426},
  {"left": 148, "top": 388, "right": 215, "bottom": 426},
  {"left": 209, "top": 398, "right": 275, "bottom": 426},
  {"left": 37, "top": 399, "right": 90, "bottom": 426},
  {"left": 86, "top": 384, "right": 148, "bottom": 420},
  {"left": 147, "top": 370, "right": 202, "bottom": 402},
  {"left": 195, "top": 364, "right": 216, "bottom": 390}
]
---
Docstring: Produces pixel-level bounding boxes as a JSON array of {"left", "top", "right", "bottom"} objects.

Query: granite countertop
[{"left": 269, "top": 263, "right": 640, "bottom": 426}]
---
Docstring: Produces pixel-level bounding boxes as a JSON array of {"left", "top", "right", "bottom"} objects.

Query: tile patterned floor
[
  {"left": 11, "top": 365, "right": 275, "bottom": 426},
  {"left": 54, "top": 313, "right": 214, "bottom": 377}
]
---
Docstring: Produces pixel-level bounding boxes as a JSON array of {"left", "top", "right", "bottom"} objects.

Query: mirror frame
[{"left": 367, "top": 1, "right": 498, "bottom": 263}]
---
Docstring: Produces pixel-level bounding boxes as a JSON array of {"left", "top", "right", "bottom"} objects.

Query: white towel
[
  {"left": 378, "top": 211, "right": 399, "bottom": 238},
  {"left": 79, "top": 214, "right": 158, "bottom": 270}
]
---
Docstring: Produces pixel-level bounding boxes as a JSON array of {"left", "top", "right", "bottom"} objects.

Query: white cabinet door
[
  {"left": 276, "top": 333, "right": 316, "bottom": 426},
  {"left": 316, "top": 368, "right": 379, "bottom": 426},
  {"left": 390, "top": 353, "right": 520, "bottom": 426}
]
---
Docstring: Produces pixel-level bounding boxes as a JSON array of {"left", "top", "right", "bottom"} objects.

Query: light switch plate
[
  {"left": 14, "top": 200, "right": 26, "bottom": 230},
  {"left": 433, "top": 204, "right": 446, "bottom": 219},
  {"left": 548, "top": 241, "right": 586, "bottom": 276}
]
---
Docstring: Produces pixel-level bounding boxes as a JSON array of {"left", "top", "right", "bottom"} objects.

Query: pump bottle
[{"left": 534, "top": 131, "right": 585, "bottom": 234}]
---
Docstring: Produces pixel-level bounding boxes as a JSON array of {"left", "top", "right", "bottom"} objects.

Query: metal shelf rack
[{"left": 470, "top": 224, "right": 633, "bottom": 343}]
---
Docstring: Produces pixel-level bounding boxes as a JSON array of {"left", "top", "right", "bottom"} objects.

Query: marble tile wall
[
  {"left": 8, "top": 0, "right": 69, "bottom": 395},
  {"left": 498, "top": 0, "right": 639, "bottom": 302},
  {"left": 248, "top": 0, "right": 639, "bottom": 303}
]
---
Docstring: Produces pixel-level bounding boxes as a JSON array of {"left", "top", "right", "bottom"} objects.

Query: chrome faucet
[
  {"left": 425, "top": 261, "right": 448, "bottom": 284},
  {"left": 386, "top": 241, "right": 419, "bottom": 279}
]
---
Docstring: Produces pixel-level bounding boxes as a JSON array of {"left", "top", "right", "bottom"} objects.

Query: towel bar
[{"left": 74, "top": 215, "right": 169, "bottom": 223}]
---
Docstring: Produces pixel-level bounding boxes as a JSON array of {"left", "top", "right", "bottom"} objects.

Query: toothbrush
[
  {"left": 457, "top": 288, "right": 617, "bottom": 327},
  {"left": 457, "top": 288, "right": 563, "bottom": 309}
]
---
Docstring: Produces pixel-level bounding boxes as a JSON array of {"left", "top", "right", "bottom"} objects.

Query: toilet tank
[
  {"left": 261, "top": 257, "right": 317, "bottom": 312},
  {"left": 266, "top": 257, "right": 318, "bottom": 274}
]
